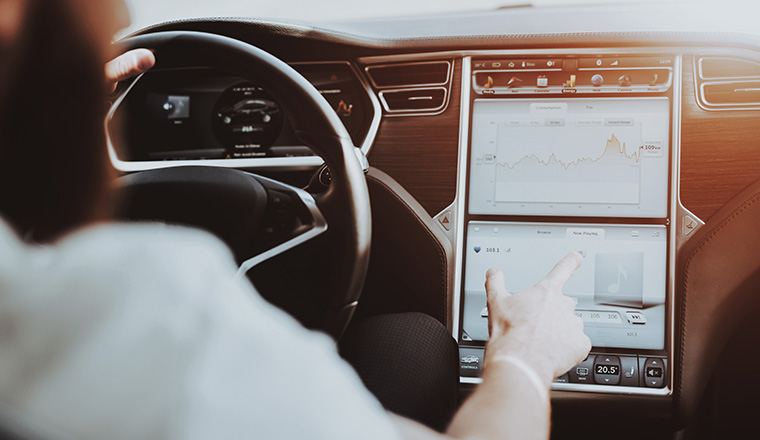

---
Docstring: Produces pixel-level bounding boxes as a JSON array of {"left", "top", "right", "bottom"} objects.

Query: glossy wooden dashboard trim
[
  {"left": 366, "top": 60, "right": 461, "bottom": 216},
  {"left": 680, "top": 52, "right": 760, "bottom": 222}
]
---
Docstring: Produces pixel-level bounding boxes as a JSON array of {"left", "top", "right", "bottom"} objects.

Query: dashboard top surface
[{"left": 129, "top": 3, "right": 760, "bottom": 57}]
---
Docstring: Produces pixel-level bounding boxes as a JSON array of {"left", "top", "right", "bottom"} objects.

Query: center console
[{"left": 452, "top": 52, "right": 681, "bottom": 395}]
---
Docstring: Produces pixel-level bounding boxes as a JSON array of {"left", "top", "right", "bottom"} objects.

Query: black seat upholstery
[{"left": 339, "top": 312, "right": 459, "bottom": 432}]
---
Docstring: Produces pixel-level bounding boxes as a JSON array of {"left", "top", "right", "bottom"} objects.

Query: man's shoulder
[
  {"left": 53, "top": 222, "right": 239, "bottom": 300},
  {"left": 61, "top": 222, "right": 234, "bottom": 269}
]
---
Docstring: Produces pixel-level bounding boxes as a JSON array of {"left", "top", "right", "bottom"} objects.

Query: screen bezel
[{"left": 453, "top": 53, "right": 679, "bottom": 395}]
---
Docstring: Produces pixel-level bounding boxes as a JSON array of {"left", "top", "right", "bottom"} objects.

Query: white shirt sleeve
[{"left": 0, "top": 221, "right": 401, "bottom": 440}]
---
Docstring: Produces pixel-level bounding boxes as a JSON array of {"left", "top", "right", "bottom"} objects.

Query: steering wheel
[{"left": 109, "top": 31, "right": 371, "bottom": 338}]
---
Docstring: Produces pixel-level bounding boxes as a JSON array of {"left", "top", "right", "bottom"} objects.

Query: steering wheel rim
[{"left": 112, "top": 31, "right": 371, "bottom": 338}]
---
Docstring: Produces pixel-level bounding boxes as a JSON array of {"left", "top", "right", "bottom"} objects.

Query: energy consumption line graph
[
  {"left": 495, "top": 133, "right": 641, "bottom": 170},
  {"left": 492, "top": 122, "right": 643, "bottom": 205},
  {"left": 468, "top": 98, "right": 671, "bottom": 217}
]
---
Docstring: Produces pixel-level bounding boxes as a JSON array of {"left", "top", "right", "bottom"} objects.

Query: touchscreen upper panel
[
  {"left": 468, "top": 98, "right": 670, "bottom": 217},
  {"left": 462, "top": 222, "right": 667, "bottom": 350}
]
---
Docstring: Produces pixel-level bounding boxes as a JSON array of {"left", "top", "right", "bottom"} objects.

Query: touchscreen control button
[
  {"left": 437, "top": 210, "right": 452, "bottom": 231},
  {"left": 619, "top": 356, "right": 640, "bottom": 387},
  {"left": 568, "top": 355, "right": 595, "bottom": 383},
  {"left": 459, "top": 348, "right": 484, "bottom": 378},
  {"left": 683, "top": 214, "right": 699, "bottom": 237},
  {"left": 626, "top": 311, "right": 647, "bottom": 325},
  {"left": 593, "top": 355, "right": 622, "bottom": 385},
  {"left": 643, "top": 358, "right": 666, "bottom": 388}
]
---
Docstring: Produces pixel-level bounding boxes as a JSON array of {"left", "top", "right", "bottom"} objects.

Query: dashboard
[
  {"left": 112, "top": 3, "right": 760, "bottom": 435},
  {"left": 110, "top": 52, "right": 681, "bottom": 394}
]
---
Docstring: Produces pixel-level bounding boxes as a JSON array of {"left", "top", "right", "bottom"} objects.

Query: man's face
[
  {"left": 69, "top": 0, "right": 131, "bottom": 60},
  {"left": 0, "top": 0, "right": 130, "bottom": 57},
  {"left": 0, "top": 0, "right": 26, "bottom": 43},
  {"left": 0, "top": 0, "right": 26, "bottom": 101}
]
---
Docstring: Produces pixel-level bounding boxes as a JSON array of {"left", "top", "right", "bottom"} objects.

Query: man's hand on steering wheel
[
  {"left": 109, "top": 32, "right": 372, "bottom": 338},
  {"left": 105, "top": 48, "right": 155, "bottom": 92}
]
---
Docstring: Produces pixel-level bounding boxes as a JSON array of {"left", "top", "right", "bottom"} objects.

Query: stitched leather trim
[
  {"left": 366, "top": 169, "right": 450, "bottom": 322},
  {"left": 675, "top": 182, "right": 760, "bottom": 421}
]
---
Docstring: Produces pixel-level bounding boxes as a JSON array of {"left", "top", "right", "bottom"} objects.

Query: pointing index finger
[
  {"left": 485, "top": 267, "right": 510, "bottom": 297},
  {"left": 485, "top": 267, "right": 510, "bottom": 336},
  {"left": 542, "top": 251, "right": 583, "bottom": 290}
]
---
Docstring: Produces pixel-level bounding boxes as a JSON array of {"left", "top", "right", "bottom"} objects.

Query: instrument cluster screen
[{"left": 112, "top": 64, "right": 371, "bottom": 162}]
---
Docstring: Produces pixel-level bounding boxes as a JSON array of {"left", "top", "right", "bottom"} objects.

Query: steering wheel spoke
[{"left": 237, "top": 174, "right": 326, "bottom": 276}]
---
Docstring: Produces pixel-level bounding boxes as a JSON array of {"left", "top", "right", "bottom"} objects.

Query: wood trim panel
[
  {"left": 680, "top": 55, "right": 760, "bottom": 222},
  {"left": 367, "top": 60, "right": 461, "bottom": 217}
]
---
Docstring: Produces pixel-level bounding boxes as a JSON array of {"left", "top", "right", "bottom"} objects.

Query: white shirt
[{"left": 0, "top": 219, "right": 400, "bottom": 440}]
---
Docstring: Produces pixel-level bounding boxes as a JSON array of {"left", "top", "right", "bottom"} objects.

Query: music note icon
[
  {"left": 594, "top": 253, "right": 644, "bottom": 308},
  {"left": 607, "top": 263, "right": 628, "bottom": 294}
]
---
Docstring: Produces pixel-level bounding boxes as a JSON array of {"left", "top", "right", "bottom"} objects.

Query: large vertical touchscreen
[{"left": 468, "top": 98, "right": 670, "bottom": 217}]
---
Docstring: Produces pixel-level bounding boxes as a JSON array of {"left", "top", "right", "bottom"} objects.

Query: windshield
[{"left": 124, "top": 0, "right": 707, "bottom": 33}]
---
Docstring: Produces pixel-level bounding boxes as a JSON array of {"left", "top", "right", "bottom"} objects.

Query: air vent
[
  {"left": 702, "top": 81, "right": 760, "bottom": 106},
  {"left": 366, "top": 61, "right": 450, "bottom": 88},
  {"left": 379, "top": 87, "right": 447, "bottom": 113},
  {"left": 699, "top": 57, "right": 760, "bottom": 80},
  {"left": 695, "top": 55, "right": 760, "bottom": 110}
]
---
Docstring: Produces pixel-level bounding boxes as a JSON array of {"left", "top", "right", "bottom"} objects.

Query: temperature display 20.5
[{"left": 596, "top": 364, "right": 620, "bottom": 375}]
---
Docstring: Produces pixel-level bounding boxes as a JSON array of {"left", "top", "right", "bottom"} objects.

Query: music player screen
[{"left": 461, "top": 222, "right": 667, "bottom": 350}]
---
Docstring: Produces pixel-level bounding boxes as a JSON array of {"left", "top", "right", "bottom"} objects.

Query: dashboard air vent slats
[
  {"left": 366, "top": 61, "right": 450, "bottom": 88},
  {"left": 699, "top": 57, "right": 760, "bottom": 80},
  {"left": 702, "top": 81, "right": 760, "bottom": 106},
  {"left": 695, "top": 55, "right": 760, "bottom": 110},
  {"left": 379, "top": 88, "right": 447, "bottom": 113}
]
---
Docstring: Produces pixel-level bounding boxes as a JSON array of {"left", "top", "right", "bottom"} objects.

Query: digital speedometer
[
  {"left": 212, "top": 83, "right": 284, "bottom": 158},
  {"left": 112, "top": 64, "right": 373, "bottom": 163}
]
